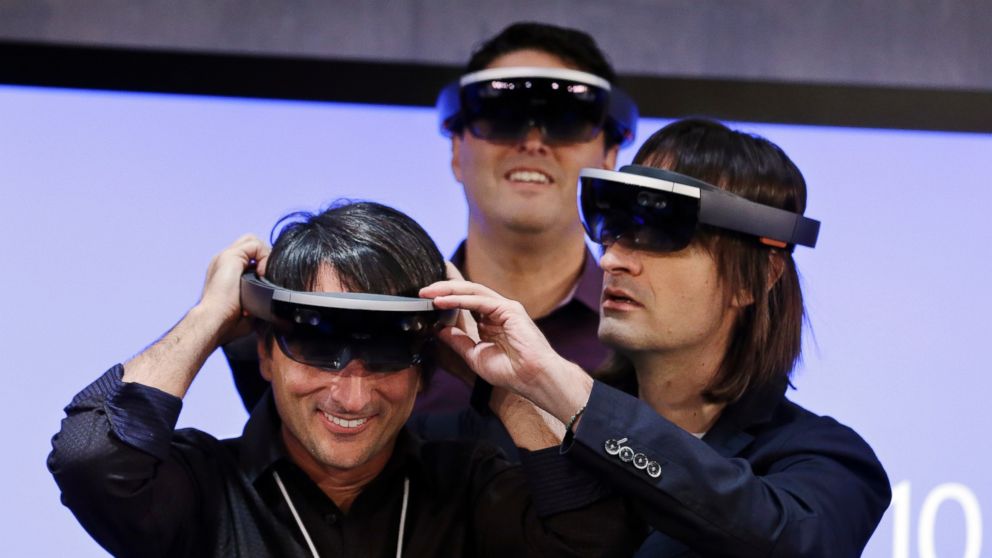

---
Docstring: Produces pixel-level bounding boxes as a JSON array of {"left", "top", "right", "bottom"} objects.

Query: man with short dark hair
[
  {"left": 418, "top": 21, "right": 637, "bottom": 413},
  {"left": 49, "top": 201, "right": 643, "bottom": 557},
  {"left": 423, "top": 120, "right": 891, "bottom": 556}
]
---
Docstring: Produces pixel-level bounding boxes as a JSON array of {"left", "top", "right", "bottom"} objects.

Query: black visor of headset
[
  {"left": 241, "top": 273, "right": 457, "bottom": 372},
  {"left": 579, "top": 165, "right": 821, "bottom": 252},
  {"left": 437, "top": 66, "right": 638, "bottom": 147}
]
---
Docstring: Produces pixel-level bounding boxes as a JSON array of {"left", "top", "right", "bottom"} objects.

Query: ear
[
  {"left": 731, "top": 251, "right": 786, "bottom": 308},
  {"left": 602, "top": 143, "right": 619, "bottom": 170},
  {"left": 450, "top": 136, "right": 464, "bottom": 183},
  {"left": 766, "top": 250, "right": 786, "bottom": 291},
  {"left": 257, "top": 336, "right": 273, "bottom": 382}
]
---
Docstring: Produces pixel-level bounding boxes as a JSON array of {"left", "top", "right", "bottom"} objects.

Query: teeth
[
  {"left": 323, "top": 412, "right": 368, "bottom": 429},
  {"left": 507, "top": 170, "right": 551, "bottom": 184}
]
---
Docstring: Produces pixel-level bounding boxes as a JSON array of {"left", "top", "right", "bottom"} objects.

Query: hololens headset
[
  {"left": 241, "top": 273, "right": 457, "bottom": 372},
  {"left": 437, "top": 66, "right": 638, "bottom": 147},
  {"left": 579, "top": 165, "right": 821, "bottom": 252}
]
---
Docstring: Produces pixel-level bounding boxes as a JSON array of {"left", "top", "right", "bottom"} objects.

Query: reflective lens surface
[
  {"left": 275, "top": 330, "right": 427, "bottom": 372},
  {"left": 461, "top": 77, "right": 609, "bottom": 144},
  {"left": 580, "top": 177, "right": 701, "bottom": 252},
  {"left": 267, "top": 299, "right": 453, "bottom": 372}
]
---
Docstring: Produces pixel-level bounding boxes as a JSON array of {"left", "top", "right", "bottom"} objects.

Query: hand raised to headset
[{"left": 420, "top": 279, "right": 591, "bottom": 424}]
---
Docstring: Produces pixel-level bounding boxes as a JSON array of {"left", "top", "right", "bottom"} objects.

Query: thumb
[{"left": 437, "top": 326, "right": 480, "bottom": 363}]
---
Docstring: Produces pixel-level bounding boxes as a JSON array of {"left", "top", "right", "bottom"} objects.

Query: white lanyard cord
[
  {"left": 273, "top": 470, "right": 321, "bottom": 558},
  {"left": 396, "top": 477, "right": 410, "bottom": 558},
  {"left": 272, "top": 470, "right": 411, "bottom": 558}
]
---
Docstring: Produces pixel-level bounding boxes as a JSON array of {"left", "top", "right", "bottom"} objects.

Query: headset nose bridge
[
  {"left": 328, "top": 364, "right": 375, "bottom": 412},
  {"left": 518, "top": 124, "right": 550, "bottom": 152}
]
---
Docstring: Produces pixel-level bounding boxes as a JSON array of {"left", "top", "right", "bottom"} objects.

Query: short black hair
[
  {"left": 265, "top": 201, "right": 445, "bottom": 296},
  {"left": 466, "top": 22, "right": 616, "bottom": 83},
  {"left": 261, "top": 200, "right": 446, "bottom": 382}
]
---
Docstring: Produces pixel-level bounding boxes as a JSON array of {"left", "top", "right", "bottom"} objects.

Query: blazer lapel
[{"left": 702, "top": 378, "right": 788, "bottom": 457}]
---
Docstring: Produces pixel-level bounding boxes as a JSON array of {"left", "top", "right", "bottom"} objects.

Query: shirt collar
[
  {"left": 720, "top": 377, "right": 789, "bottom": 429},
  {"left": 450, "top": 241, "right": 468, "bottom": 270},
  {"left": 238, "top": 391, "right": 288, "bottom": 483},
  {"left": 449, "top": 240, "right": 602, "bottom": 313}
]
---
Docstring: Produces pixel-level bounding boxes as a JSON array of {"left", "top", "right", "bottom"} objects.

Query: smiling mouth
[
  {"left": 506, "top": 169, "right": 552, "bottom": 185},
  {"left": 322, "top": 412, "right": 369, "bottom": 429}
]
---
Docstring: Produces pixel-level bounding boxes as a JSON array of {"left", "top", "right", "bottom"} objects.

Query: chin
[
  {"left": 502, "top": 211, "right": 560, "bottom": 234},
  {"left": 598, "top": 322, "right": 643, "bottom": 353},
  {"left": 315, "top": 449, "right": 371, "bottom": 471},
  {"left": 504, "top": 221, "right": 548, "bottom": 235}
]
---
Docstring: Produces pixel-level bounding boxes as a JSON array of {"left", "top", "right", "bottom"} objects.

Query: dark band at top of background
[{"left": 2, "top": 40, "right": 989, "bottom": 134}]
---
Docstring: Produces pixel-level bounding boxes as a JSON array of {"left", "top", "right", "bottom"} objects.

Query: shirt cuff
[
  {"left": 560, "top": 380, "right": 663, "bottom": 455},
  {"left": 519, "top": 446, "right": 611, "bottom": 517},
  {"left": 74, "top": 364, "right": 184, "bottom": 461}
]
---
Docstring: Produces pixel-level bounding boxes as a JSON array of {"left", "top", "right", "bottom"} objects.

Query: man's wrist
[
  {"left": 491, "top": 388, "right": 564, "bottom": 449},
  {"left": 122, "top": 305, "right": 227, "bottom": 398},
  {"left": 187, "top": 303, "right": 235, "bottom": 346},
  {"left": 532, "top": 358, "right": 594, "bottom": 425}
]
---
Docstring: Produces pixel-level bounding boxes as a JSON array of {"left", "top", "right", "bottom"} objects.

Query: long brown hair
[{"left": 602, "top": 118, "right": 809, "bottom": 402}]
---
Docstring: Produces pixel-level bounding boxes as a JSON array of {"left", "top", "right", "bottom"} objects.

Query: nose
[
  {"left": 599, "top": 240, "right": 643, "bottom": 276},
  {"left": 516, "top": 126, "right": 549, "bottom": 155},
  {"left": 328, "top": 362, "right": 375, "bottom": 413}
]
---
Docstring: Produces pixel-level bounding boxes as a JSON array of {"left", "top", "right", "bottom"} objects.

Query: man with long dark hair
[{"left": 423, "top": 119, "right": 891, "bottom": 556}]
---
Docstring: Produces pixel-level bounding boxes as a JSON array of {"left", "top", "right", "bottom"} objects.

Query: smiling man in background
[{"left": 418, "top": 21, "right": 637, "bottom": 413}]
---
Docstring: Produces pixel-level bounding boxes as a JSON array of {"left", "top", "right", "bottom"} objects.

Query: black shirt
[{"left": 49, "top": 366, "right": 643, "bottom": 558}]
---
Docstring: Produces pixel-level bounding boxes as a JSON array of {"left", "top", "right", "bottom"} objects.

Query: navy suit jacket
[{"left": 565, "top": 380, "right": 891, "bottom": 557}]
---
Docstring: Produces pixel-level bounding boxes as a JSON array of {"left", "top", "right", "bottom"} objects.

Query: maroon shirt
[{"left": 413, "top": 241, "right": 608, "bottom": 415}]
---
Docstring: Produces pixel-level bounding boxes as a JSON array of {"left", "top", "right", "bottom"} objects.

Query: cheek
[
  {"left": 377, "top": 370, "right": 421, "bottom": 408},
  {"left": 682, "top": 277, "right": 732, "bottom": 330},
  {"left": 564, "top": 141, "right": 610, "bottom": 169},
  {"left": 457, "top": 137, "right": 497, "bottom": 176},
  {"left": 271, "top": 358, "right": 325, "bottom": 398},
  {"left": 281, "top": 372, "right": 315, "bottom": 396},
  {"left": 646, "top": 259, "right": 724, "bottom": 320}
]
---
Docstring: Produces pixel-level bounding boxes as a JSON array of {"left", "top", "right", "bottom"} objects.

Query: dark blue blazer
[{"left": 565, "top": 380, "right": 891, "bottom": 557}]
